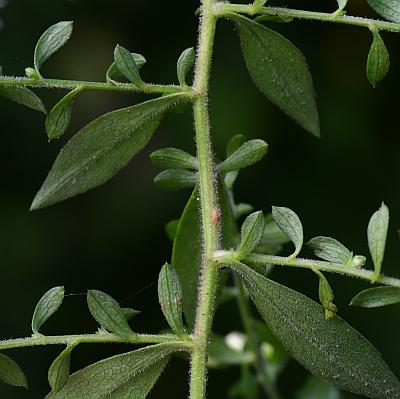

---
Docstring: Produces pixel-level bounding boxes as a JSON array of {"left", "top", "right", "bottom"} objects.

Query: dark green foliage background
[{"left": 0, "top": 0, "right": 399, "bottom": 397}]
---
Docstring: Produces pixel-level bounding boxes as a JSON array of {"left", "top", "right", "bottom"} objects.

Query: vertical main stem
[{"left": 189, "top": 0, "right": 219, "bottom": 398}]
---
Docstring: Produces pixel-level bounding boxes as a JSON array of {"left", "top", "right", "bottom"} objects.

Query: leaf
[
  {"left": 0, "top": 86, "right": 46, "bottom": 113},
  {"left": 307, "top": 236, "right": 352, "bottom": 265},
  {"left": 230, "top": 261, "right": 400, "bottom": 398},
  {"left": 114, "top": 44, "right": 143, "bottom": 87},
  {"left": 177, "top": 47, "right": 195, "bottom": 86},
  {"left": 32, "top": 286, "right": 65, "bottom": 334},
  {"left": 31, "top": 94, "right": 185, "bottom": 210},
  {"left": 254, "top": 14, "right": 294, "bottom": 24},
  {"left": 272, "top": 206, "right": 303, "bottom": 257},
  {"left": 165, "top": 219, "right": 179, "bottom": 241},
  {"left": 218, "top": 139, "right": 268, "bottom": 174},
  {"left": 297, "top": 376, "right": 341, "bottom": 399},
  {"left": 46, "top": 87, "right": 82, "bottom": 141},
  {"left": 233, "top": 203, "right": 254, "bottom": 219},
  {"left": 87, "top": 290, "right": 134, "bottom": 338},
  {"left": 314, "top": 269, "right": 337, "bottom": 319},
  {"left": 121, "top": 307, "right": 141, "bottom": 321},
  {"left": 46, "top": 344, "right": 179, "bottom": 399},
  {"left": 239, "top": 211, "right": 265, "bottom": 257},
  {"left": 48, "top": 343, "right": 78, "bottom": 393},
  {"left": 0, "top": 353, "right": 28, "bottom": 389},
  {"left": 350, "top": 287, "right": 400, "bottom": 308},
  {"left": 154, "top": 169, "right": 198, "bottom": 190},
  {"left": 106, "top": 52, "right": 146, "bottom": 83},
  {"left": 336, "top": 0, "right": 348, "bottom": 13},
  {"left": 158, "top": 263, "right": 186, "bottom": 336},
  {"left": 262, "top": 213, "right": 291, "bottom": 245},
  {"left": 225, "top": 134, "right": 246, "bottom": 190},
  {"left": 34, "top": 21, "right": 74, "bottom": 73},
  {"left": 150, "top": 147, "right": 198, "bottom": 169},
  {"left": 367, "top": 202, "right": 389, "bottom": 278},
  {"left": 368, "top": 0, "right": 400, "bottom": 23},
  {"left": 228, "top": 365, "right": 259, "bottom": 399},
  {"left": 253, "top": 0, "right": 267, "bottom": 8},
  {"left": 366, "top": 31, "right": 390, "bottom": 87},
  {"left": 233, "top": 14, "right": 319, "bottom": 136}
]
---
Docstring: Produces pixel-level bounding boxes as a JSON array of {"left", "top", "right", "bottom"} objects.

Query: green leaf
[
  {"left": 158, "top": 263, "right": 186, "bottom": 336},
  {"left": 336, "top": 0, "right": 348, "bottom": 13},
  {"left": 48, "top": 343, "right": 78, "bottom": 393},
  {"left": 46, "top": 87, "right": 82, "bottom": 141},
  {"left": 230, "top": 261, "right": 400, "bottom": 398},
  {"left": 114, "top": 44, "right": 143, "bottom": 87},
  {"left": 31, "top": 94, "right": 185, "bottom": 210},
  {"left": 307, "top": 236, "right": 353, "bottom": 265},
  {"left": 368, "top": 202, "right": 389, "bottom": 278},
  {"left": 106, "top": 52, "right": 146, "bottom": 83},
  {"left": 0, "top": 353, "right": 28, "bottom": 389},
  {"left": 262, "top": 213, "right": 291, "bottom": 245},
  {"left": 121, "top": 307, "right": 141, "bottom": 320},
  {"left": 239, "top": 211, "right": 265, "bottom": 257},
  {"left": 350, "top": 287, "right": 400, "bottom": 308},
  {"left": 297, "top": 376, "right": 341, "bottom": 399},
  {"left": 234, "top": 14, "right": 319, "bottom": 136},
  {"left": 177, "top": 47, "right": 195, "bottom": 86},
  {"left": 34, "top": 21, "right": 74, "bottom": 73},
  {"left": 150, "top": 147, "right": 198, "bottom": 169},
  {"left": 32, "top": 286, "right": 65, "bottom": 334},
  {"left": 165, "top": 219, "right": 179, "bottom": 242},
  {"left": 254, "top": 14, "right": 294, "bottom": 24},
  {"left": 46, "top": 344, "right": 178, "bottom": 399},
  {"left": 314, "top": 269, "right": 337, "bottom": 319},
  {"left": 272, "top": 206, "right": 303, "bottom": 257},
  {"left": 368, "top": 0, "right": 400, "bottom": 23},
  {"left": 228, "top": 365, "right": 259, "bottom": 399},
  {"left": 87, "top": 290, "right": 134, "bottom": 338},
  {"left": 233, "top": 203, "right": 254, "bottom": 219},
  {"left": 154, "top": 169, "right": 198, "bottom": 190},
  {"left": 0, "top": 86, "right": 46, "bottom": 113},
  {"left": 366, "top": 31, "right": 390, "bottom": 87},
  {"left": 253, "top": 0, "right": 268, "bottom": 8},
  {"left": 218, "top": 139, "right": 268, "bottom": 174},
  {"left": 224, "top": 134, "right": 246, "bottom": 190}
]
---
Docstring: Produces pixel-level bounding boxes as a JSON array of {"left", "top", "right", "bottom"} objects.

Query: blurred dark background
[{"left": 0, "top": 0, "right": 399, "bottom": 397}]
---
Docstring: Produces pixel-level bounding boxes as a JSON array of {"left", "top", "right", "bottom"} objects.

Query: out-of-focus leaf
[
  {"left": 297, "top": 376, "right": 341, "bottom": 399},
  {"left": 228, "top": 365, "right": 259, "bottom": 399}
]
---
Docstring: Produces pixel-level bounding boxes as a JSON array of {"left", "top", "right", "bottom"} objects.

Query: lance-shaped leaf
[
  {"left": 308, "top": 236, "right": 353, "bottom": 265},
  {"left": 0, "top": 86, "right": 46, "bottom": 113},
  {"left": 230, "top": 261, "right": 400, "bottom": 398},
  {"left": 225, "top": 134, "right": 246, "bottom": 190},
  {"left": 158, "top": 263, "right": 186, "bottom": 336},
  {"left": 368, "top": 202, "right": 389, "bottom": 278},
  {"left": 233, "top": 14, "right": 319, "bottom": 137},
  {"left": 177, "top": 47, "right": 195, "bottom": 86},
  {"left": 32, "top": 286, "right": 65, "bottom": 334},
  {"left": 150, "top": 147, "right": 198, "bottom": 170},
  {"left": 48, "top": 342, "right": 78, "bottom": 393},
  {"left": 239, "top": 211, "right": 265, "bottom": 257},
  {"left": 46, "top": 87, "right": 82, "bottom": 141},
  {"left": 351, "top": 287, "right": 400, "bottom": 308},
  {"left": 106, "top": 52, "right": 146, "bottom": 83},
  {"left": 46, "top": 344, "right": 179, "bottom": 399},
  {"left": 87, "top": 290, "right": 134, "bottom": 338},
  {"left": 368, "top": 0, "right": 400, "bottom": 23},
  {"left": 0, "top": 353, "right": 28, "bottom": 389},
  {"left": 218, "top": 139, "right": 268, "bottom": 174},
  {"left": 272, "top": 206, "right": 303, "bottom": 257},
  {"left": 366, "top": 31, "right": 390, "bottom": 87},
  {"left": 34, "top": 21, "right": 73, "bottom": 74},
  {"left": 314, "top": 269, "right": 337, "bottom": 319},
  {"left": 297, "top": 376, "right": 340, "bottom": 399},
  {"left": 154, "top": 169, "right": 198, "bottom": 190},
  {"left": 31, "top": 94, "right": 185, "bottom": 210},
  {"left": 114, "top": 44, "right": 144, "bottom": 87}
]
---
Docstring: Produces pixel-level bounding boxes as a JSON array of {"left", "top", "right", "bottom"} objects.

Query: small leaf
[
  {"left": 336, "top": 0, "right": 348, "bottom": 13},
  {"left": 272, "top": 206, "right": 303, "bottom": 257},
  {"left": 307, "top": 236, "right": 353, "bottom": 265},
  {"left": 114, "top": 44, "right": 144, "bottom": 87},
  {"left": 262, "top": 213, "right": 291, "bottom": 245},
  {"left": 150, "top": 147, "right": 198, "bottom": 169},
  {"left": 87, "top": 290, "right": 134, "bottom": 338},
  {"left": 0, "top": 86, "right": 46, "bottom": 113},
  {"left": 32, "top": 286, "right": 65, "bottom": 334},
  {"left": 230, "top": 261, "right": 400, "bottom": 398},
  {"left": 158, "top": 263, "right": 186, "bottom": 336},
  {"left": 366, "top": 31, "right": 390, "bottom": 87},
  {"left": 368, "top": 202, "right": 389, "bottom": 278},
  {"left": 46, "top": 87, "right": 82, "bottom": 141},
  {"left": 254, "top": 14, "right": 294, "bottom": 23},
  {"left": 239, "top": 211, "right": 265, "bottom": 257},
  {"left": 253, "top": 0, "right": 267, "bottom": 9},
  {"left": 177, "top": 47, "right": 195, "bottom": 86},
  {"left": 233, "top": 14, "right": 319, "bottom": 136},
  {"left": 368, "top": 0, "right": 400, "bottom": 23},
  {"left": 121, "top": 308, "right": 141, "bottom": 320},
  {"left": 154, "top": 169, "right": 198, "bottom": 190},
  {"left": 106, "top": 52, "right": 146, "bottom": 83},
  {"left": 25, "top": 67, "right": 41, "bottom": 80},
  {"left": 218, "top": 139, "right": 268, "bottom": 174},
  {"left": 0, "top": 353, "right": 28, "bottom": 389},
  {"left": 31, "top": 94, "right": 186, "bottom": 210},
  {"left": 297, "top": 376, "right": 341, "bottom": 399},
  {"left": 48, "top": 342, "right": 78, "bottom": 392},
  {"left": 225, "top": 134, "right": 246, "bottom": 190},
  {"left": 34, "top": 21, "right": 74, "bottom": 73},
  {"left": 233, "top": 203, "right": 254, "bottom": 219},
  {"left": 314, "top": 269, "right": 337, "bottom": 319},
  {"left": 165, "top": 219, "right": 179, "bottom": 242},
  {"left": 351, "top": 286, "right": 400, "bottom": 308}
]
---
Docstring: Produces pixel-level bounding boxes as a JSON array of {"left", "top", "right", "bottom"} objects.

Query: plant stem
[
  {"left": 214, "top": 3, "right": 400, "bottom": 33},
  {"left": 189, "top": 0, "right": 220, "bottom": 398}
]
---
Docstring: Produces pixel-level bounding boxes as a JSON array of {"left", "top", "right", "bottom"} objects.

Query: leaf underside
[
  {"left": 0, "top": 86, "right": 46, "bottom": 113},
  {"left": 367, "top": 0, "right": 400, "bottom": 23}
]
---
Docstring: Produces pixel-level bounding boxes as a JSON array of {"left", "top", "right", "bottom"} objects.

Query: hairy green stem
[{"left": 214, "top": 3, "right": 400, "bottom": 33}]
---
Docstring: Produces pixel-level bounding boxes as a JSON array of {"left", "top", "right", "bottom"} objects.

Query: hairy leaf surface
[
  {"left": 0, "top": 86, "right": 46, "bottom": 113},
  {"left": 0, "top": 354, "right": 28, "bottom": 389},
  {"left": 351, "top": 286, "right": 400, "bottom": 308},
  {"left": 48, "top": 343, "right": 78, "bottom": 392},
  {"left": 368, "top": 0, "right": 400, "bottom": 22},
  {"left": 366, "top": 31, "right": 390, "bottom": 87}
]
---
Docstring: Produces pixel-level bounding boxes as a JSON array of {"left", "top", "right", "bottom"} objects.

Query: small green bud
[
  {"left": 351, "top": 255, "right": 366, "bottom": 269},
  {"left": 25, "top": 67, "right": 41, "bottom": 80}
]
